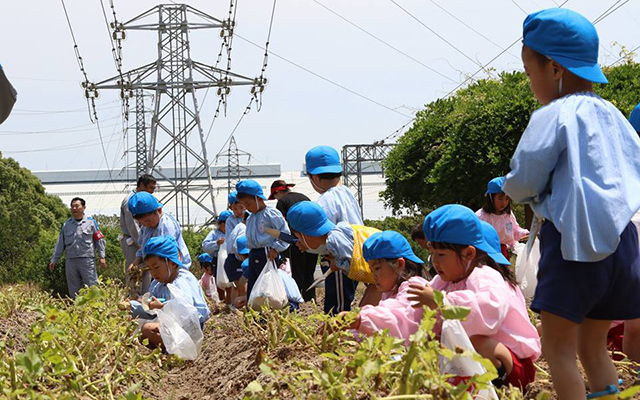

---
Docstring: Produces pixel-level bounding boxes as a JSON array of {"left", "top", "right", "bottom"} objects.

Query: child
[
  {"left": 502, "top": 8, "right": 640, "bottom": 398},
  {"left": 479, "top": 221, "right": 512, "bottom": 267},
  {"left": 287, "top": 201, "right": 381, "bottom": 309},
  {"left": 128, "top": 192, "right": 192, "bottom": 295},
  {"left": 410, "top": 222, "right": 436, "bottom": 277},
  {"left": 235, "top": 180, "right": 290, "bottom": 298},
  {"left": 476, "top": 177, "right": 528, "bottom": 260},
  {"left": 341, "top": 231, "right": 428, "bottom": 345},
  {"left": 305, "top": 145, "right": 364, "bottom": 314},
  {"left": 407, "top": 204, "right": 541, "bottom": 390},
  {"left": 197, "top": 253, "right": 219, "bottom": 302},
  {"left": 202, "top": 209, "right": 232, "bottom": 256},
  {"left": 224, "top": 229, "right": 248, "bottom": 308},
  {"left": 226, "top": 191, "right": 247, "bottom": 243},
  {"left": 129, "top": 236, "right": 209, "bottom": 349}
]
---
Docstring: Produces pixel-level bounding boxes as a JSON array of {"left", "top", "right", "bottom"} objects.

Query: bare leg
[
  {"left": 540, "top": 311, "right": 584, "bottom": 400},
  {"left": 578, "top": 318, "right": 619, "bottom": 393},
  {"left": 469, "top": 335, "right": 513, "bottom": 372},
  {"left": 141, "top": 322, "right": 163, "bottom": 348},
  {"left": 623, "top": 319, "right": 640, "bottom": 363}
]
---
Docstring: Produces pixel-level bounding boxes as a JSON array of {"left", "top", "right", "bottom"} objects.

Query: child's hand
[
  {"left": 234, "top": 296, "right": 247, "bottom": 309},
  {"left": 128, "top": 263, "right": 138, "bottom": 273},
  {"left": 296, "top": 240, "right": 308, "bottom": 253},
  {"left": 407, "top": 283, "right": 437, "bottom": 309},
  {"left": 148, "top": 296, "right": 164, "bottom": 310},
  {"left": 328, "top": 255, "right": 341, "bottom": 272},
  {"left": 520, "top": 235, "right": 529, "bottom": 242},
  {"left": 118, "top": 300, "right": 131, "bottom": 310},
  {"left": 267, "top": 248, "right": 278, "bottom": 260},
  {"left": 217, "top": 237, "right": 225, "bottom": 245},
  {"left": 337, "top": 311, "right": 361, "bottom": 330}
]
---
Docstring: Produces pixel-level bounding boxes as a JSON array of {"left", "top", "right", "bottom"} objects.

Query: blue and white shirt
[
  {"left": 504, "top": 92, "right": 640, "bottom": 262},
  {"left": 202, "top": 229, "right": 224, "bottom": 255},
  {"left": 136, "top": 213, "right": 192, "bottom": 269},
  {"left": 317, "top": 186, "right": 363, "bottom": 225},
  {"left": 326, "top": 222, "right": 354, "bottom": 273},
  {"left": 245, "top": 206, "right": 290, "bottom": 252}
]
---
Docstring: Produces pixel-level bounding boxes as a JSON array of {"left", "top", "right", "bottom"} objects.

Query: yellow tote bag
[{"left": 348, "top": 225, "right": 381, "bottom": 284}]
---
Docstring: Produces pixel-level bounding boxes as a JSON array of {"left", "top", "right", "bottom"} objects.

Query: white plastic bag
[
  {"left": 216, "top": 242, "right": 232, "bottom": 289},
  {"left": 248, "top": 259, "right": 288, "bottom": 310},
  {"left": 513, "top": 240, "right": 540, "bottom": 301},
  {"left": 155, "top": 284, "right": 204, "bottom": 360},
  {"left": 440, "top": 303, "right": 498, "bottom": 400}
]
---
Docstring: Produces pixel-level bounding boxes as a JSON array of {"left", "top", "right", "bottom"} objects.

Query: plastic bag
[
  {"left": 513, "top": 240, "right": 540, "bottom": 301},
  {"left": 155, "top": 284, "right": 204, "bottom": 360},
  {"left": 348, "top": 225, "right": 380, "bottom": 284},
  {"left": 248, "top": 258, "right": 288, "bottom": 310},
  {"left": 440, "top": 301, "right": 498, "bottom": 400},
  {"left": 216, "top": 242, "right": 232, "bottom": 289}
]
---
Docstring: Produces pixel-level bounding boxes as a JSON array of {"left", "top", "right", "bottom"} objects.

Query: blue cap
[
  {"left": 305, "top": 146, "right": 342, "bottom": 175},
  {"left": 236, "top": 235, "right": 250, "bottom": 255},
  {"left": 228, "top": 191, "right": 238, "bottom": 206},
  {"left": 479, "top": 222, "right": 511, "bottom": 266},
  {"left": 217, "top": 209, "right": 233, "bottom": 222},
  {"left": 629, "top": 103, "right": 640, "bottom": 133},
  {"left": 523, "top": 8, "right": 607, "bottom": 84},
  {"left": 423, "top": 204, "right": 505, "bottom": 265},
  {"left": 198, "top": 253, "right": 214, "bottom": 264},
  {"left": 144, "top": 236, "right": 184, "bottom": 268},
  {"left": 128, "top": 192, "right": 163, "bottom": 216},
  {"left": 236, "top": 180, "right": 267, "bottom": 200},
  {"left": 485, "top": 177, "right": 505, "bottom": 195},
  {"left": 363, "top": 231, "right": 424, "bottom": 265},
  {"left": 287, "top": 201, "right": 335, "bottom": 236}
]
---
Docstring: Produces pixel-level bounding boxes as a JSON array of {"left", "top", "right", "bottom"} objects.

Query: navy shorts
[
  {"left": 224, "top": 255, "right": 244, "bottom": 282},
  {"left": 531, "top": 221, "right": 640, "bottom": 323}
]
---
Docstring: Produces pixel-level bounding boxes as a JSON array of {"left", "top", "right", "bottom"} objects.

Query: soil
[{"left": 0, "top": 309, "right": 39, "bottom": 355}]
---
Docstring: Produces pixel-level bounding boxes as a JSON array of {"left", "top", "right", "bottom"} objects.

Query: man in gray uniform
[
  {"left": 120, "top": 174, "right": 156, "bottom": 298},
  {"left": 49, "top": 197, "right": 106, "bottom": 298}
]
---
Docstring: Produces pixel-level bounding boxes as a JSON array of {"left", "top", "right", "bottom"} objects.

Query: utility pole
[
  {"left": 342, "top": 143, "right": 395, "bottom": 219},
  {"left": 87, "top": 4, "right": 266, "bottom": 226}
]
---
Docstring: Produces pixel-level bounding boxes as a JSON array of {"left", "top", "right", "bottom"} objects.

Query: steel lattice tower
[
  {"left": 134, "top": 89, "right": 148, "bottom": 178},
  {"left": 89, "top": 4, "right": 265, "bottom": 226},
  {"left": 215, "top": 136, "right": 252, "bottom": 195}
]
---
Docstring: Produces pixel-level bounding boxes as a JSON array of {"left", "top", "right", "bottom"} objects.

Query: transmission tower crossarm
[{"left": 191, "top": 61, "right": 257, "bottom": 84}]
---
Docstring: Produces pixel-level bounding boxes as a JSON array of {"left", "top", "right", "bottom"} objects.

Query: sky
[{"left": 1, "top": 0, "right": 639, "bottom": 175}]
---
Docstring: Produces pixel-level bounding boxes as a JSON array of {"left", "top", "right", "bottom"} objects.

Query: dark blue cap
[
  {"left": 217, "top": 209, "right": 233, "bottom": 222},
  {"left": 287, "top": 201, "right": 335, "bottom": 236},
  {"left": 198, "top": 253, "right": 213, "bottom": 264},
  {"left": 236, "top": 235, "right": 250, "bottom": 255},
  {"left": 423, "top": 204, "right": 505, "bottom": 265},
  {"left": 144, "top": 236, "right": 184, "bottom": 268},
  {"left": 479, "top": 221, "right": 511, "bottom": 266},
  {"left": 363, "top": 231, "right": 424, "bottom": 264},
  {"left": 523, "top": 8, "right": 607, "bottom": 84},
  {"left": 236, "top": 180, "right": 267, "bottom": 200},
  {"left": 128, "top": 192, "right": 163, "bottom": 216},
  {"left": 629, "top": 103, "right": 640, "bottom": 133},
  {"left": 305, "top": 146, "right": 342, "bottom": 175},
  {"left": 486, "top": 177, "right": 505, "bottom": 195}
]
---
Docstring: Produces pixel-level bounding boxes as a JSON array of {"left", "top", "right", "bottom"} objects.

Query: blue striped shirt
[{"left": 504, "top": 92, "right": 640, "bottom": 262}]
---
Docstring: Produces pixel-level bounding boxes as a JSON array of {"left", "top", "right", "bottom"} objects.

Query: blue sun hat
[
  {"left": 363, "top": 231, "right": 424, "bottom": 264},
  {"left": 485, "top": 177, "right": 505, "bottom": 195},
  {"left": 423, "top": 204, "right": 506, "bottom": 265},
  {"left": 236, "top": 235, "right": 250, "bottom": 255},
  {"left": 228, "top": 191, "right": 239, "bottom": 206},
  {"left": 523, "top": 8, "right": 607, "bottom": 84},
  {"left": 217, "top": 209, "right": 233, "bottom": 222},
  {"left": 198, "top": 253, "right": 214, "bottom": 264},
  {"left": 236, "top": 180, "right": 267, "bottom": 200},
  {"left": 305, "top": 146, "right": 342, "bottom": 175},
  {"left": 480, "top": 221, "right": 511, "bottom": 266},
  {"left": 128, "top": 192, "right": 163, "bottom": 216},
  {"left": 144, "top": 236, "right": 184, "bottom": 268},
  {"left": 629, "top": 103, "right": 640, "bottom": 133},
  {"left": 287, "top": 201, "right": 335, "bottom": 236}
]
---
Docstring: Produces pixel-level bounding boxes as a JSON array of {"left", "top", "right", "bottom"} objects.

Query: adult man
[
  {"left": 49, "top": 198, "right": 106, "bottom": 298},
  {"left": 120, "top": 174, "right": 157, "bottom": 297},
  {"left": 269, "top": 179, "right": 317, "bottom": 302}
]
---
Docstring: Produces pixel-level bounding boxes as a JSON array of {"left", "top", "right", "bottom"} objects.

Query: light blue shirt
[
  {"left": 225, "top": 215, "right": 244, "bottom": 243},
  {"left": 130, "top": 268, "right": 210, "bottom": 324},
  {"left": 326, "top": 222, "right": 354, "bottom": 273},
  {"left": 504, "top": 92, "right": 640, "bottom": 262},
  {"left": 317, "top": 186, "right": 363, "bottom": 225},
  {"left": 245, "top": 206, "right": 290, "bottom": 252},
  {"left": 202, "top": 228, "right": 224, "bottom": 255},
  {"left": 227, "top": 223, "right": 246, "bottom": 256},
  {"left": 136, "top": 213, "right": 192, "bottom": 269}
]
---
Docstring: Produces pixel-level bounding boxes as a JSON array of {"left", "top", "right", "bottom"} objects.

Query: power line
[
  {"left": 309, "top": 0, "right": 457, "bottom": 83},
  {"left": 234, "top": 33, "right": 412, "bottom": 118},
  {"left": 387, "top": 0, "right": 490, "bottom": 74},
  {"left": 509, "top": 0, "right": 529, "bottom": 15},
  {"left": 606, "top": 44, "right": 640, "bottom": 67},
  {"left": 12, "top": 101, "right": 120, "bottom": 115}
]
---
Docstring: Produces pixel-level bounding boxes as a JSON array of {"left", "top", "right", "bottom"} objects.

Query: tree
[{"left": 382, "top": 61, "right": 640, "bottom": 213}]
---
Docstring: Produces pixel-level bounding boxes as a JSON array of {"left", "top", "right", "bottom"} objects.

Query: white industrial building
[{"left": 35, "top": 163, "right": 393, "bottom": 225}]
